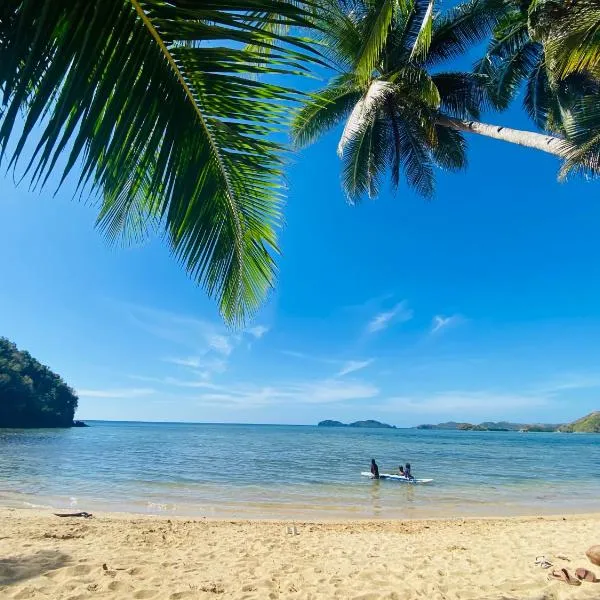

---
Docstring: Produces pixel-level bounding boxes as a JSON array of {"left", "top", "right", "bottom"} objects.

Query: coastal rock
[{"left": 586, "top": 545, "right": 600, "bottom": 566}]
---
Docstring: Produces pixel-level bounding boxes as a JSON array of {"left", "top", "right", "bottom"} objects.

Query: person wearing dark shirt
[
  {"left": 370, "top": 458, "right": 380, "bottom": 479},
  {"left": 405, "top": 462, "right": 414, "bottom": 480}
]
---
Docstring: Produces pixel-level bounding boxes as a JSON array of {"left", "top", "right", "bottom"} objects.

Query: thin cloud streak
[
  {"left": 378, "top": 390, "right": 549, "bottom": 415},
  {"left": 77, "top": 387, "right": 155, "bottom": 399},
  {"left": 367, "top": 301, "right": 413, "bottom": 333},
  {"left": 337, "top": 359, "right": 374, "bottom": 377},
  {"left": 431, "top": 314, "right": 462, "bottom": 334},
  {"left": 247, "top": 325, "right": 269, "bottom": 339}
]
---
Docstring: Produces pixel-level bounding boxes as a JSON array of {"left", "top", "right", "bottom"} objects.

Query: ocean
[{"left": 0, "top": 421, "right": 598, "bottom": 519}]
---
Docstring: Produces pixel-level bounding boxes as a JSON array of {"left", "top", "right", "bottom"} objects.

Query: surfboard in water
[{"left": 360, "top": 471, "right": 433, "bottom": 484}]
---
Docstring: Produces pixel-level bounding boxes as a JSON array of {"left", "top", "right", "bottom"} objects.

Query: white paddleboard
[{"left": 361, "top": 471, "right": 433, "bottom": 484}]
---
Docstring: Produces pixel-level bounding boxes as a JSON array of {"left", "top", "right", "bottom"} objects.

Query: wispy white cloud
[
  {"left": 191, "top": 378, "right": 380, "bottom": 409},
  {"left": 431, "top": 314, "right": 462, "bottom": 334},
  {"left": 77, "top": 387, "right": 155, "bottom": 399},
  {"left": 281, "top": 350, "right": 309, "bottom": 359},
  {"left": 534, "top": 373, "right": 600, "bottom": 395},
  {"left": 164, "top": 356, "right": 202, "bottom": 368},
  {"left": 336, "top": 359, "right": 374, "bottom": 377},
  {"left": 206, "top": 333, "right": 235, "bottom": 356},
  {"left": 247, "top": 325, "right": 269, "bottom": 339},
  {"left": 367, "top": 301, "right": 413, "bottom": 333},
  {"left": 163, "top": 356, "right": 227, "bottom": 375},
  {"left": 122, "top": 302, "right": 239, "bottom": 359},
  {"left": 378, "top": 390, "right": 548, "bottom": 415}
]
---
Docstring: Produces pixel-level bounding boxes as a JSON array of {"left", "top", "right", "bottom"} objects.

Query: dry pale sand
[{"left": 1, "top": 508, "right": 599, "bottom": 600}]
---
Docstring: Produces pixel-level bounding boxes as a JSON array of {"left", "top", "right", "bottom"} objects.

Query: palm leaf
[
  {"left": 432, "top": 124, "right": 467, "bottom": 171},
  {"left": 338, "top": 79, "right": 393, "bottom": 157},
  {"left": 475, "top": 11, "right": 543, "bottom": 111},
  {"left": 0, "top": 0, "right": 318, "bottom": 326},
  {"left": 529, "top": 0, "right": 600, "bottom": 79},
  {"left": 354, "top": 0, "right": 397, "bottom": 82},
  {"left": 433, "top": 72, "right": 488, "bottom": 119},
  {"left": 427, "top": 0, "right": 505, "bottom": 65},
  {"left": 409, "top": 0, "right": 434, "bottom": 61},
  {"left": 340, "top": 108, "right": 390, "bottom": 202},
  {"left": 292, "top": 74, "right": 362, "bottom": 148}
]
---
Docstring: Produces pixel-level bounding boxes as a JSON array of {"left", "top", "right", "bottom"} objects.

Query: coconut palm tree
[
  {"left": 476, "top": 0, "right": 599, "bottom": 133},
  {"left": 0, "top": 0, "right": 318, "bottom": 325},
  {"left": 476, "top": 0, "right": 600, "bottom": 177},
  {"left": 528, "top": 0, "right": 600, "bottom": 81},
  {"left": 292, "top": 0, "right": 567, "bottom": 202},
  {"left": 526, "top": 0, "right": 600, "bottom": 177}
]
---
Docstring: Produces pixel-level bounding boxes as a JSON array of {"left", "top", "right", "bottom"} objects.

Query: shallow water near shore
[{"left": 1, "top": 421, "right": 599, "bottom": 519}]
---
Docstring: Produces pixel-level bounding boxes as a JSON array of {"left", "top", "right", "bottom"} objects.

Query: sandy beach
[{"left": 0, "top": 508, "right": 599, "bottom": 600}]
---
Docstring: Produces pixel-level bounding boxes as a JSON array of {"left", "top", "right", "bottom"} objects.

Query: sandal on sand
[
  {"left": 548, "top": 568, "right": 582, "bottom": 586},
  {"left": 535, "top": 556, "right": 553, "bottom": 569},
  {"left": 575, "top": 568, "right": 598, "bottom": 583}
]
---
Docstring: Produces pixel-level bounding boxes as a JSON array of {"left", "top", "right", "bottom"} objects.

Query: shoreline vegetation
[
  {"left": 318, "top": 419, "right": 396, "bottom": 429},
  {"left": 319, "top": 412, "right": 600, "bottom": 432},
  {"left": 417, "top": 412, "right": 600, "bottom": 433},
  {"left": 0, "top": 337, "right": 82, "bottom": 429},
  {"left": 1, "top": 508, "right": 599, "bottom": 599}
]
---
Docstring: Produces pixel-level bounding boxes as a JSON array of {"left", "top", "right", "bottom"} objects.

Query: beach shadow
[{"left": 0, "top": 549, "right": 70, "bottom": 586}]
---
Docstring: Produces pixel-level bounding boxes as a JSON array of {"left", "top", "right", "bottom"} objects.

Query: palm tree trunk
[{"left": 438, "top": 116, "right": 565, "bottom": 157}]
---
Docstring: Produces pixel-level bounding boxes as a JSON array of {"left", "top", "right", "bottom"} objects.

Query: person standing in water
[
  {"left": 405, "top": 463, "right": 414, "bottom": 480},
  {"left": 370, "top": 459, "right": 380, "bottom": 479}
]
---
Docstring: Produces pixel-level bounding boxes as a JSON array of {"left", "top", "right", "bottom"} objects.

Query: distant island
[
  {"left": 0, "top": 337, "right": 83, "bottom": 428},
  {"left": 417, "top": 412, "right": 600, "bottom": 433},
  {"left": 558, "top": 412, "right": 600, "bottom": 433},
  {"left": 318, "top": 419, "right": 396, "bottom": 429}
]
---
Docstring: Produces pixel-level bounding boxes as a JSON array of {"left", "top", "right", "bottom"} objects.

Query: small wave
[
  {"left": 23, "top": 501, "right": 53, "bottom": 509},
  {"left": 146, "top": 502, "right": 175, "bottom": 512}
]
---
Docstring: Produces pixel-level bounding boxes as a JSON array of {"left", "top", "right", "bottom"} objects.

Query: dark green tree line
[{"left": 0, "top": 337, "right": 79, "bottom": 427}]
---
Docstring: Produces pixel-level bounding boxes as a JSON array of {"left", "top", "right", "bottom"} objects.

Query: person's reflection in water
[{"left": 370, "top": 478, "right": 382, "bottom": 517}]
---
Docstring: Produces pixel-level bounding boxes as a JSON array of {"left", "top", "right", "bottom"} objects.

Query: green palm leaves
[
  {"left": 292, "top": 0, "right": 500, "bottom": 202},
  {"left": 478, "top": 0, "right": 600, "bottom": 176},
  {"left": 0, "top": 0, "right": 316, "bottom": 325}
]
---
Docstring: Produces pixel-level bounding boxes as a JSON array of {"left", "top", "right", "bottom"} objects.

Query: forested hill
[{"left": 0, "top": 337, "right": 79, "bottom": 427}]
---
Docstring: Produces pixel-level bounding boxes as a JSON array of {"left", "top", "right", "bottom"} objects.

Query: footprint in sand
[
  {"left": 63, "top": 564, "right": 93, "bottom": 577},
  {"left": 133, "top": 590, "right": 157, "bottom": 599},
  {"left": 169, "top": 592, "right": 196, "bottom": 600},
  {"left": 107, "top": 580, "right": 133, "bottom": 593}
]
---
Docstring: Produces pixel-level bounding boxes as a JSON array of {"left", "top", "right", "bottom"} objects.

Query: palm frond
[
  {"left": 432, "top": 124, "right": 467, "bottom": 171},
  {"left": 338, "top": 79, "right": 393, "bottom": 157},
  {"left": 475, "top": 11, "right": 543, "bottom": 111},
  {"left": 409, "top": 0, "right": 434, "bottom": 61},
  {"left": 354, "top": 0, "right": 397, "bottom": 82},
  {"left": 340, "top": 108, "right": 390, "bottom": 202},
  {"left": 557, "top": 95, "right": 600, "bottom": 179},
  {"left": 427, "top": 0, "right": 505, "bottom": 65},
  {"left": 529, "top": 0, "right": 600, "bottom": 79},
  {"left": 433, "top": 72, "right": 488, "bottom": 119},
  {"left": 292, "top": 75, "right": 362, "bottom": 148},
  {"left": 0, "top": 0, "right": 318, "bottom": 326},
  {"left": 523, "top": 58, "right": 555, "bottom": 130}
]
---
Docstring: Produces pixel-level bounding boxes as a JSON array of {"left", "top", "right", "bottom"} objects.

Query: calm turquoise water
[{"left": 0, "top": 421, "right": 599, "bottom": 519}]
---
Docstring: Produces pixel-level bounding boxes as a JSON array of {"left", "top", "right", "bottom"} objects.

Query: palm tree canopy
[
  {"left": 0, "top": 0, "right": 318, "bottom": 326},
  {"left": 292, "top": 0, "right": 505, "bottom": 202},
  {"left": 475, "top": 0, "right": 600, "bottom": 176}
]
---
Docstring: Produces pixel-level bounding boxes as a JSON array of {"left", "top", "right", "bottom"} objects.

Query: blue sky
[{"left": 2, "top": 85, "right": 600, "bottom": 426}]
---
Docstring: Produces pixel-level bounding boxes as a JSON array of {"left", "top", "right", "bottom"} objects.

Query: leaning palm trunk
[{"left": 438, "top": 116, "right": 565, "bottom": 157}]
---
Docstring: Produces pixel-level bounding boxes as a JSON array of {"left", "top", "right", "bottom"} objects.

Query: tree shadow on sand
[{"left": 0, "top": 550, "right": 70, "bottom": 586}]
